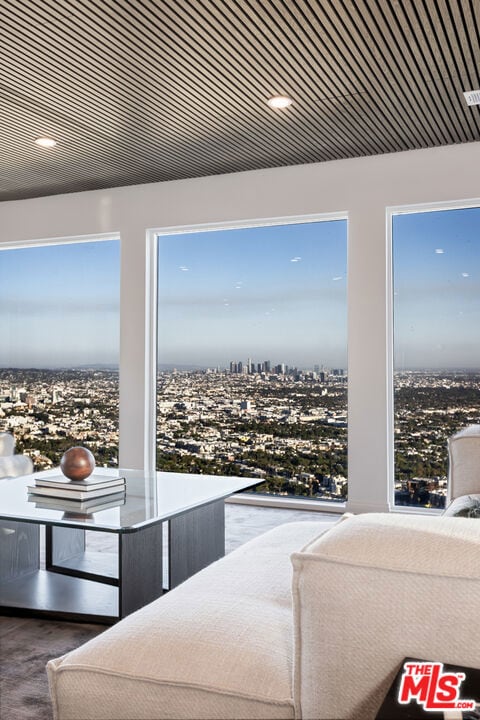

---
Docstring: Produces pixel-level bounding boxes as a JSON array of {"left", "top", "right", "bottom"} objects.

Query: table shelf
[{"left": 0, "top": 569, "right": 118, "bottom": 623}]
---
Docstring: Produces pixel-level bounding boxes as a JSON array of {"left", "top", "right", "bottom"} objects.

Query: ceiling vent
[{"left": 463, "top": 90, "right": 480, "bottom": 106}]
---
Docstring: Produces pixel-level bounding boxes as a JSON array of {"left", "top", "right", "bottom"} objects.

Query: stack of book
[{"left": 27, "top": 474, "right": 126, "bottom": 514}]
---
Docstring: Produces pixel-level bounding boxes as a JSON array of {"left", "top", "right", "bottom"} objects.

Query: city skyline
[{"left": 157, "top": 360, "right": 346, "bottom": 374}]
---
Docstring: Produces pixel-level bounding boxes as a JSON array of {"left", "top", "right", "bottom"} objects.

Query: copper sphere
[{"left": 60, "top": 446, "right": 95, "bottom": 482}]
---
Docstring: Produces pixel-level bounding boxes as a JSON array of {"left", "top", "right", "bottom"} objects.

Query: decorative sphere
[{"left": 60, "top": 447, "right": 95, "bottom": 482}]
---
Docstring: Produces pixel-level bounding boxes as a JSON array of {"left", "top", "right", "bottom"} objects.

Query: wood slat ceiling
[{"left": 1, "top": 0, "right": 479, "bottom": 201}]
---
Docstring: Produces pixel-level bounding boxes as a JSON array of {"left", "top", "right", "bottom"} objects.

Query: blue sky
[
  {"left": 157, "top": 221, "right": 348, "bottom": 369},
  {"left": 1, "top": 208, "right": 478, "bottom": 371},
  {"left": 393, "top": 206, "right": 480, "bottom": 370},
  {"left": 0, "top": 240, "right": 120, "bottom": 368}
]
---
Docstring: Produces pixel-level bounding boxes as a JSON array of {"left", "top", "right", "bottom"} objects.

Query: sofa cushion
[
  {"left": 48, "top": 519, "right": 336, "bottom": 720},
  {"left": 300, "top": 512, "right": 480, "bottom": 577},
  {"left": 291, "top": 513, "right": 480, "bottom": 720}
]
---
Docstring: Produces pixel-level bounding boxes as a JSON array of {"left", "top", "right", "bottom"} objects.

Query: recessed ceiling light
[
  {"left": 267, "top": 95, "right": 293, "bottom": 109},
  {"left": 34, "top": 137, "right": 57, "bottom": 148}
]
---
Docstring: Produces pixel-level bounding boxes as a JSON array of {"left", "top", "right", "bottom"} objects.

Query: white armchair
[
  {"left": 447, "top": 425, "right": 480, "bottom": 501},
  {"left": 0, "top": 432, "right": 33, "bottom": 479}
]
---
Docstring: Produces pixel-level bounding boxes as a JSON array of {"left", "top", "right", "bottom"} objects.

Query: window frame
[
  {"left": 387, "top": 198, "right": 480, "bottom": 512},
  {"left": 146, "top": 212, "right": 348, "bottom": 511},
  {"left": 0, "top": 231, "right": 119, "bottom": 253},
  {"left": 0, "top": 231, "right": 121, "bottom": 469}
]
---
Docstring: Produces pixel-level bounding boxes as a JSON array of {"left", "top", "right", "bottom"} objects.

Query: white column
[
  {"left": 346, "top": 204, "right": 390, "bottom": 513},
  {"left": 118, "top": 223, "right": 148, "bottom": 469}
]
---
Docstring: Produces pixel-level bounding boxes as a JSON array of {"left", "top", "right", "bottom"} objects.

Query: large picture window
[
  {"left": 392, "top": 206, "right": 480, "bottom": 508},
  {"left": 156, "top": 219, "right": 347, "bottom": 501},
  {"left": 0, "top": 239, "right": 120, "bottom": 470}
]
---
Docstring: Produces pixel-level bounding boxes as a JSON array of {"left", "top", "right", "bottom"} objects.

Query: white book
[
  {"left": 27, "top": 482, "right": 126, "bottom": 501},
  {"left": 28, "top": 491, "right": 126, "bottom": 514},
  {"left": 34, "top": 475, "right": 126, "bottom": 492}
]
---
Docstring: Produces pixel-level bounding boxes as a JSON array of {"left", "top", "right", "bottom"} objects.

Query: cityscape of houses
[
  {"left": 0, "top": 368, "right": 119, "bottom": 469},
  {"left": 157, "top": 361, "right": 347, "bottom": 500},
  {"left": 1, "top": 365, "right": 478, "bottom": 508}
]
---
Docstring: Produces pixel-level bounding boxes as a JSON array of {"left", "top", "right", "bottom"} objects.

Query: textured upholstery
[
  {"left": 47, "top": 520, "right": 334, "bottom": 720},
  {"left": 291, "top": 513, "right": 480, "bottom": 720},
  {"left": 448, "top": 425, "right": 480, "bottom": 501},
  {"left": 0, "top": 432, "right": 33, "bottom": 478},
  {"left": 48, "top": 512, "right": 480, "bottom": 720}
]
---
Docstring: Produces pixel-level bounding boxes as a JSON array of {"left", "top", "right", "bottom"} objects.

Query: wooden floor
[{"left": 1, "top": 503, "right": 338, "bottom": 720}]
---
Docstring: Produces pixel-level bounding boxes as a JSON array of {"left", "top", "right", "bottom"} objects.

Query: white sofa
[{"left": 47, "top": 512, "right": 480, "bottom": 720}]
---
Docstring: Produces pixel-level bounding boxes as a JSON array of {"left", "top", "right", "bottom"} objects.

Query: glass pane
[
  {"left": 157, "top": 220, "right": 348, "bottom": 501},
  {"left": 0, "top": 240, "right": 120, "bottom": 470},
  {"left": 393, "top": 207, "right": 480, "bottom": 508}
]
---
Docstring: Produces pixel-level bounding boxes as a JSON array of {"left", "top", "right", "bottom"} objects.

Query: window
[
  {"left": 0, "top": 239, "right": 120, "bottom": 470},
  {"left": 156, "top": 218, "right": 347, "bottom": 501},
  {"left": 392, "top": 206, "right": 480, "bottom": 508}
]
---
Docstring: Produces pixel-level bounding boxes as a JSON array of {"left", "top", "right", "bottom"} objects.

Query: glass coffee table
[{"left": 0, "top": 468, "right": 256, "bottom": 623}]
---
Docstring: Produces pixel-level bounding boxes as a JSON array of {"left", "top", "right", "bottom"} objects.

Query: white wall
[{"left": 1, "top": 141, "right": 479, "bottom": 512}]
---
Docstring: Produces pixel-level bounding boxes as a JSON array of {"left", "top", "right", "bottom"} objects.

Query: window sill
[{"left": 226, "top": 493, "right": 346, "bottom": 513}]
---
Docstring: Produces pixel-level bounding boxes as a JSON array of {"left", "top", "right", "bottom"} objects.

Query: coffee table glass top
[{"left": 0, "top": 468, "right": 255, "bottom": 532}]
